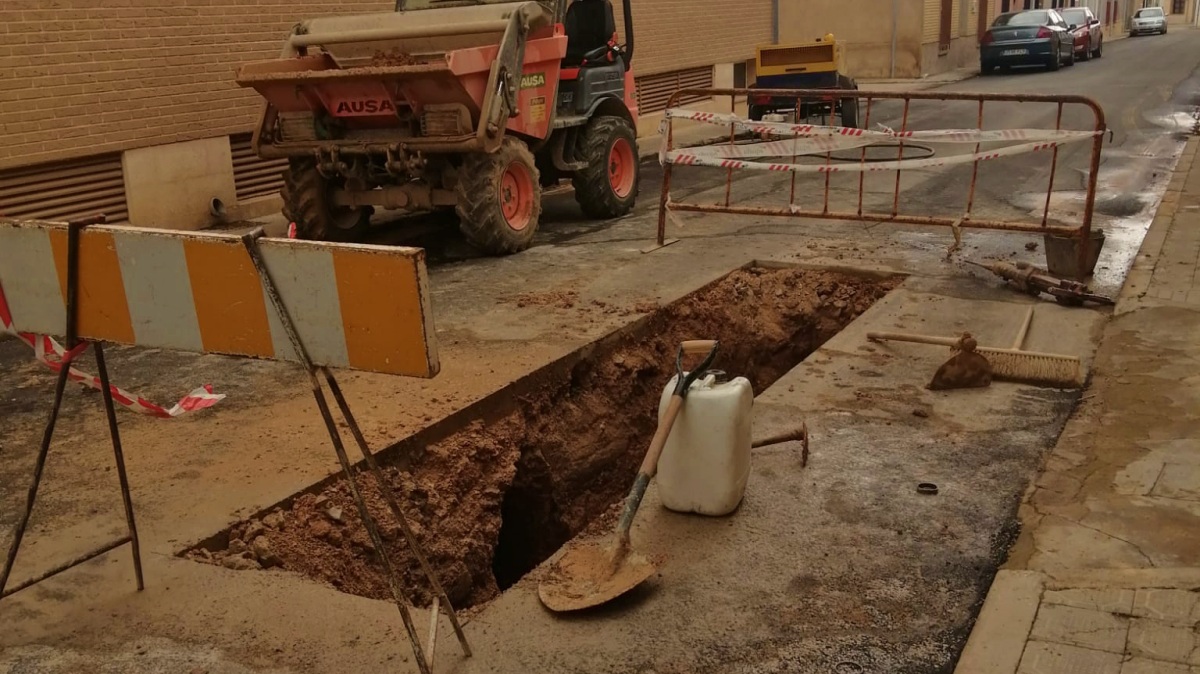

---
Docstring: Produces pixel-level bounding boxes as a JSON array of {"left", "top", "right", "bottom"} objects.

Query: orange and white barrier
[{"left": 0, "top": 219, "right": 438, "bottom": 378}]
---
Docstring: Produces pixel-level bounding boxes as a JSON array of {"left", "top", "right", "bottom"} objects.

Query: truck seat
[{"left": 563, "top": 0, "right": 616, "bottom": 66}]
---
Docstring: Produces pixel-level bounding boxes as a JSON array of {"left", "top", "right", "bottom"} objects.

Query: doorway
[{"left": 940, "top": 0, "right": 953, "bottom": 53}]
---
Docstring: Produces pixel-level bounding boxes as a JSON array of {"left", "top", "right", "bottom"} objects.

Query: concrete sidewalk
[{"left": 954, "top": 139, "right": 1200, "bottom": 674}]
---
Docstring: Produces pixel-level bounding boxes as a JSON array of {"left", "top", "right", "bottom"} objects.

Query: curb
[{"left": 954, "top": 571, "right": 1045, "bottom": 674}]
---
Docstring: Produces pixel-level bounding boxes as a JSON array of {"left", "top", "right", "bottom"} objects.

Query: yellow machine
[{"left": 749, "top": 33, "right": 860, "bottom": 127}]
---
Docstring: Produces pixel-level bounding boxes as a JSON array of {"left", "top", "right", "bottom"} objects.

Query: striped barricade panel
[{"left": 0, "top": 219, "right": 438, "bottom": 378}]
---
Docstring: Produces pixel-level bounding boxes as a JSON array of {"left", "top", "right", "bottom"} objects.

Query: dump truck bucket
[{"left": 235, "top": 2, "right": 565, "bottom": 154}]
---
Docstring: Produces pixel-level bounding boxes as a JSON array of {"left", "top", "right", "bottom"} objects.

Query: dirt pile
[{"left": 189, "top": 267, "right": 898, "bottom": 609}]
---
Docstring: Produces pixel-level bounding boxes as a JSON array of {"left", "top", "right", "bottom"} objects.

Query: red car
[{"left": 1061, "top": 6, "right": 1104, "bottom": 60}]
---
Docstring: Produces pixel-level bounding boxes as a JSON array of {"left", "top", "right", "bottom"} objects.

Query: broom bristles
[{"left": 965, "top": 347, "right": 1082, "bottom": 388}]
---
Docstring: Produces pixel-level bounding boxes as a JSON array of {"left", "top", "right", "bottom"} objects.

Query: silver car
[{"left": 1131, "top": 6, "right": 1167, "bottom": 35}]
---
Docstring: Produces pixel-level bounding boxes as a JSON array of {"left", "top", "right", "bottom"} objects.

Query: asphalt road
[{"left": 389, "top": 28, "right": 1200, "bottom": 288}]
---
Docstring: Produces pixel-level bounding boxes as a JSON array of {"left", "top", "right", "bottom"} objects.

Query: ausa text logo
[
  {"left": 332, "top": 98, "right": 397, "bottom": 116},
  {"left": 521, "top": 72, "right": 546, "bottom": 90}
]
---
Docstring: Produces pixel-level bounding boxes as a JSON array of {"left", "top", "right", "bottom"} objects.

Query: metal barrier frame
[{"left": 655, "top": 88, "right": 1107, "bottom": 277}]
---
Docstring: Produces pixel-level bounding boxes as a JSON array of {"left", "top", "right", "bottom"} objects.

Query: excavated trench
[{"left": 186, "top": 266, "right": 899, "bottom": 609}]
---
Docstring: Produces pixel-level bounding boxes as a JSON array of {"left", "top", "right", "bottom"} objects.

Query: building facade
[{"left": 1, "top": 0, "right": 772, "bottom": 229}]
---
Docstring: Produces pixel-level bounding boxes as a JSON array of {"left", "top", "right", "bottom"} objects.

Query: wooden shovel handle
[
  {"left": 681, "top": 339, "right": 718, "bottom": 354},
  {"left": 615, "top": 394, "right": 685, "bottom": 541},
  {"left": 867, "top": 331, "right": 960, "bottom": 347},
  {"left": 641, "top": 395, "right": 684, "bottom": 477}
]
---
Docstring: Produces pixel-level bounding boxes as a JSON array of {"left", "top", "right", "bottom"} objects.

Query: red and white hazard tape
[
  {"left": 0, "top": 284, "right": 223, "bottom": 418},
  {"left": 665, "top": 108, "right": 1100, "bottom": 145},
  {"left": 664, "top": 138, "right": 1089, "bottom": 174}
]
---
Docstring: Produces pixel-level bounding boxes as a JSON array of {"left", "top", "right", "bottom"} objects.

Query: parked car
[
  {"left": 1061, "top": 6, "right": 1103, "bottom": 60},
  {"left": 1131, "top": 6, "right": 1167, "bottom": 35},
  {"left": 980, "top": 9, "right": 1076, "bottom": 74}
]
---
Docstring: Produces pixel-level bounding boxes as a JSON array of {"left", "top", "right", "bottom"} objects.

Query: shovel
[{"left": 538, "top": 339, "right": 721, "bottom": 613}]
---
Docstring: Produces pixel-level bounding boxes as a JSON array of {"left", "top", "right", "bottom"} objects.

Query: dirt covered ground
[{"left": 189, "top": 267, "right": 898, "bottom": 608}]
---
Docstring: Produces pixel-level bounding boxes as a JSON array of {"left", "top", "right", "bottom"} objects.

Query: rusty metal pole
[
  {"left": 724, "top": 92, "right": 736, "bottom": 207},
  {"left": 857, "top": 96, "right": 874, "bottom": 217},
  {"left": 94, "top": 342, "right": 145, "bottom": 592},
  {"left": 1042, "top": 102, "right": 1065, "bottom": 227},
  {"left": 655, "top": 97, "right": 681, "bottom": 248},
  {"left": 966, "top": 100, "right": 985, "bottom": 218},
  {"left": 0, "top": 349, "right": 74, "bottom": 597},
  {"left": 1080, "top": 102, "right": 1107, "bottom": 278},
  {"left": 892, "top": 97, "right": 911, "bottom": 217},
  {"left": 789, "top": 96, "right": 800, "bottom": 209},
  {"left": 321, "top": 368, "right": 472, "bottom": 657}
]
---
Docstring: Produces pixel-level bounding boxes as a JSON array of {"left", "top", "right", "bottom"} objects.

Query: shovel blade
[{"left": 537, "top": 542, "right": 657, "bottom": 612}]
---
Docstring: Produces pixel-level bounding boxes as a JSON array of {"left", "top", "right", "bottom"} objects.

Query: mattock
[{"left": 240, "top": 228, "right": 470, "bottom": 674}]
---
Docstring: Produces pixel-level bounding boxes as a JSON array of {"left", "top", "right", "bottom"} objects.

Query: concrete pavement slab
[
  {"left": 1017, "top": 641, "right": 1123, "bottom": 674},
  {"left": 1042, "top": 588, "right": 1136, "bottom": 615},
  {"left": 1133, "top": 590, "right": 1200, "bottom": 624},
  {"left": 1119, "top": 658, "right": 1195, "bottom": 674},
  {"left": 1029, "top": 604, "right": 1130, "bottom": 654},
  {"left": 1128, "top": 618, "right": 1197, "bottom": 664}
]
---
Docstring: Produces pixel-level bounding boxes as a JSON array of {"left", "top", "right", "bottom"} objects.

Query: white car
[{"left": 1131, "top": 6, "right": 1167, "bottom": 35}]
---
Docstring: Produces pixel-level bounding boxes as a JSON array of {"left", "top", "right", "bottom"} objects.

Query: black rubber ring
[{"left": 917, "top": 483, "right": 939, "bottom": 496}]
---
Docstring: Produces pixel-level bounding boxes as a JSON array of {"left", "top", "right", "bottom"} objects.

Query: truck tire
[
  {"left": 456, "top": 137, "right": 541, "bottom": 255},
  {"left": 840, "top": 96, "right": 860, "bottom": 129},
  {"left": 572, "top": 115, "right": 640, "bottom": 219},
  {"left": 837, "top": 75, "right": 861, "bottom": 129},
  {"left": 281, "top": 158, "right": 371, "bottom": 242}
]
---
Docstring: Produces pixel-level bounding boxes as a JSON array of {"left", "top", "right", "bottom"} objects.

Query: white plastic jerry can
[{"left": 655, "top": 373, "right": 754, "bottom": 516}]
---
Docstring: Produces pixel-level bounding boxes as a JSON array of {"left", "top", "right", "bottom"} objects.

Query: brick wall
[
  {"left": 0, "top": 0, "right": 770, "bottom": 172},
  {"left": 617, "top": 0, "right": 772, "bottom": 76},
  {"left": 0, "top": 0, "right": 393, "bottom": 171}
]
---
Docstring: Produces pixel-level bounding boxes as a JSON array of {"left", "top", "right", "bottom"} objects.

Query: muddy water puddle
[{"left": 184, "top": 266, "right": 900, "bottom": 609}]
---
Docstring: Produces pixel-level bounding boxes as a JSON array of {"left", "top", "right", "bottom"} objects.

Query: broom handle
[
  {"left": 1012, "top": 308, "right": 1034, "bottom": 350},
  {"left": 871, "top": 309, "right": 1034, "bottom": 350},
  {"left": 867, "top": 331, "right": 960, "bottom": 347},
  {"left": 868, "top": 329, "right": 1076, "bottom": 362}
]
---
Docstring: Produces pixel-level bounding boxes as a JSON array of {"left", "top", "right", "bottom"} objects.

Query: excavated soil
[{"left": 187, "top": 267, "right": 898, "bottom": 609}]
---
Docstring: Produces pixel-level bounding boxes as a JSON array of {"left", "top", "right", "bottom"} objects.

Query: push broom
[{"left": 867, "top": 307, "right": 1083, "bottom": 389}]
